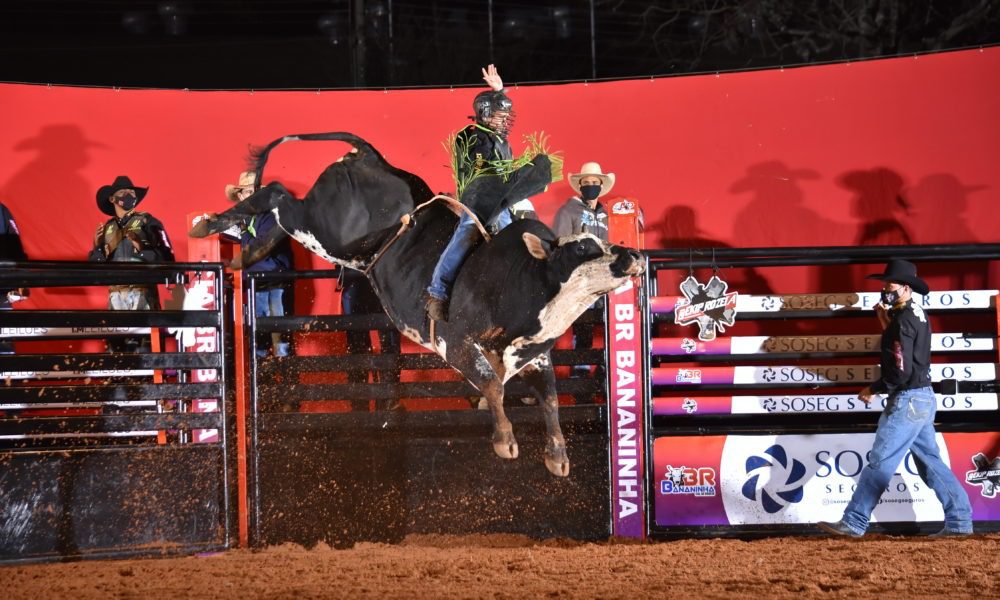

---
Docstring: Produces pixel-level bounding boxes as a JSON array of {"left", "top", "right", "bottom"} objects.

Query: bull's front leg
[{"left": 518, "top": 354, "right": 569, "bottom": 477}]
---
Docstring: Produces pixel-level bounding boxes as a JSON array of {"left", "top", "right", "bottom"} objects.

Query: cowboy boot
[{"left": 426, "top": 296, "right": 449, "bottom": 322}]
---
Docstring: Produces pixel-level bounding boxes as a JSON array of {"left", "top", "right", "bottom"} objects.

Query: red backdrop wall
[{"left": 2, "top": 47, "right": 998, "bottom": 310}]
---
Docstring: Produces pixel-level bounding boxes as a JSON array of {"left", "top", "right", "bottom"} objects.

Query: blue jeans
[
  {"left": 255, "top": 287, "right": 289, "bottom": 357},
  {"left": 841, "top": 386, "right": 973, "bottom": 534},
  {"left": 427, "top": 209, "right": 510, "bottom": 301}
]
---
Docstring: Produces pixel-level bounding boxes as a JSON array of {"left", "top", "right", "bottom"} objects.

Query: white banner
[
  {"left": 729, "top": 393, "right": 998, "bottom": 414},
  {"left": 733, "top": 362, "right": 995, "bottom": 385},
  {"left": 0, "top": 369, "right": 155, "bottom": 380},
  {"left": 0, "top": 326, "right": 151, "bottom": 338},
  {"left": 729, "top": 333, "right": 995, "bottom": 354},
  {"left": 652, "top": 289, "right": 998, "bottom": 314},
  {"left": 720, "top": 434, "right": 948, "bottom": 525}
]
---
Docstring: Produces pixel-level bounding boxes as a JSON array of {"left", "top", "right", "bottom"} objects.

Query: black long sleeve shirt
[{"left": 871, "top": 299, "right": 933, "bottom": 395}]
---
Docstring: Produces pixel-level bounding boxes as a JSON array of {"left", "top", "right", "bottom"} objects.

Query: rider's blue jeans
[{"left": 427, "top": 209, "right": 511, "bottom": 301}]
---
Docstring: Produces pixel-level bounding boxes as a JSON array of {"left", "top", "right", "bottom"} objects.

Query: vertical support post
[
  {"left": 232, "top": 272, "right": 250, "bottom": 548},
  {"left": 151, "top": 326, "right": 167, "bottom": 445},
  {"left": 605, "top": 197, "right": 646, "bottom": 539},
  {"left": 186, "top": 212, "right": 247, "bottom": 547}
]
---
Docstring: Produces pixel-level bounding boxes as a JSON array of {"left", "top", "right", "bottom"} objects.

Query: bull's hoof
[
  {"left": 545, "top": 455, "right": 570, "bottom": 477},
  {"left": 188, "top": 215, "right": 216, "bottom": 238},
  {"left": 545, "top": 444, "right": 570, "bottom": 477},
  {"left": 492, "top": 431, "right": 519, "bottom": 460}
]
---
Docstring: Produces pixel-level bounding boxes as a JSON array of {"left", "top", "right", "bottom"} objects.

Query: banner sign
[
  {"left": 673, "top": 275, "right": 738, "bottom": 341},
  {"left": 651, "top": 362, "right": 996, "bottom": 386},
  {"left": 0, "top": 327, "right": 151, "bottom": 339},
  {"left": 652, "top": 333, "right": 994, "bottom": 356},
  {"left": 653, "top": 393, "right": 999, "bottom": 416},
  {"left": 0, "top": 369, "right": 154, "bottom": 380},
  {"left": 177, "top": 271, "right": 221, "bottom": 445},
  {"left": 650, "top": 290, "right": 998, "bottom": 315},
  {"left": 652, "top": 432, "right": 1000, "bottom": 527},
  {"left": 607, "top": 278, "right": 645, "bottom": 539}
]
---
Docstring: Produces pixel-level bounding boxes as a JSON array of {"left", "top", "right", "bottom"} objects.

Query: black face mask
[
  {"left": 881, "top": 288, "right": 902, "bottom": 305},
  {"left": 115, "top": 193, "right": 138, "bottom": 212},
  {"left": 579, "top": 184, "right": 601, "bottom": 201}
]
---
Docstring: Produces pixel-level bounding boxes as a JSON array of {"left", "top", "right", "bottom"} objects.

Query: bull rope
[{"left": 362, "top": 194, "right": 491, "bottom": 276}]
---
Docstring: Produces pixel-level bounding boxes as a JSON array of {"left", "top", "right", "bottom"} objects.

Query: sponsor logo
[
  {"left": 761, "top": 335, "right": 878, "bottom": 353},
  {"left": 676, "top": 369, "right": 702, "bottom": 384},
  {"left": 674, "top": 275, "right": 739, "bottom": 342},
  {"left": 741, "top": 444, "right": 806, "bottom": 513},
  {"left": 0, "top": 327, "right": 49, "bottom": 336},
  {"left": 759, "top": 365, "right": 876, "bottom": 384},
  {"left": 760, "top": 296, "right": 778, "bottom": 311},
  {"left": 965, "top": 453, "right": 1000, "bottom": 498},
  {"left": 681, "top": 398, "right": 698, "bottom": 413},
  {"left": 611, "top": 199, "right": 636, "bottom": 215},
  {"left": 660, "top": 465, "right": 717, "bottom": 497},
  {"left": 762, "top": 398, "right": 778, "bottom": 412},
  {"left": 680, "top": 338, "right": 697, "bottom": 354}
]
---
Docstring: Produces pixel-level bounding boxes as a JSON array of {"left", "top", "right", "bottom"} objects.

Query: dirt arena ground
[{"left": 3, "top": 533, "right": 998, "bottom": 599}]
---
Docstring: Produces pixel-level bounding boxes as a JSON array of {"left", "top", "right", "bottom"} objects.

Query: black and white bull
[{"left": 191, "top": 132, "right": 645, "bottom": 476}]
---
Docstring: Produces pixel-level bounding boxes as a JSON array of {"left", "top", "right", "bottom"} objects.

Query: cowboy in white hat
[
  {"left": 553, "top": 162, "right": 616, "bottom": 387},
  {"left": 225, "top": 171, "right": 257, "bottom": 203},
  {"left": 553, "top": 162, "right": 615, "bottom": 242},
  {"left": 223, "top": 170, "right": 294, "bottom": 357}
]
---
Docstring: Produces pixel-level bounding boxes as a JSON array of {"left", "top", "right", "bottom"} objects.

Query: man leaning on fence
[{"left": 88, "top": 175, "right": 175, "bottom": 353}]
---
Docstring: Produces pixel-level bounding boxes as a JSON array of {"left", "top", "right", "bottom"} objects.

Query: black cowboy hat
[
  {"left": 96, "top": 175, "right": 148, "bottom": 216},
  {"left": 866, "top": 259, "right": 929, "bottom": 296}
]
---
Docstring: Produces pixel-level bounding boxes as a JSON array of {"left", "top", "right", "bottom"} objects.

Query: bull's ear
[{"left": 522, "top": 233, "right": 550, "bottom": 260}]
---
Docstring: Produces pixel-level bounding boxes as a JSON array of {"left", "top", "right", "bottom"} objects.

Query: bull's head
[{"left": 523, "top": 232, "right": 645, "bottom": 296}]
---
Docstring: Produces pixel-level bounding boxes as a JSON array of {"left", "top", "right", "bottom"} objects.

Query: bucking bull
[{"left": 190, "top": 132, "right": 644, "bottom": 476}]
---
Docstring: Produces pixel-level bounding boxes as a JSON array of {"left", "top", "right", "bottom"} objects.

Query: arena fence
[
  {"left": 241, "top": 269, "right": 611, "bottom": 548},
  {"left": 4, "top": 241, "right": 1000, "bottom": 561},
  {"left": 0, "top": 261, "right": 233, "bottom": 562},
  {"left": 630, "top": 244, "right": 1000, "bottom": 539}
]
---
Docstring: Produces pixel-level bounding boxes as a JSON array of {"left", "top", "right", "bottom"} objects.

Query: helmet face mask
[{"left": 473, "top": 90, "right": 515, "bottom": 135}]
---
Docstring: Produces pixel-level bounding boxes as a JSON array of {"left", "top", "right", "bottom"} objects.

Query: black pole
[{"left": 589, "top": 0, "right": 597, "bottom": 79}]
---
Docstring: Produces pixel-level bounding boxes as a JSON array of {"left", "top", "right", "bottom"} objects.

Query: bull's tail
[{"left": 247, "top": 132, "right": 383, "bottom": 190}]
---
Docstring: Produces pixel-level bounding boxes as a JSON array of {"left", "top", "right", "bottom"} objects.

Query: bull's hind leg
[
  {"left": 450, "top": 344, "right": 518, "bottom": 460},
  {"left": 189, "top": 183, "right": 292, "bottom": 238},
  {"left": 518, "top": 353, "right": 569, "bottom": 477}
]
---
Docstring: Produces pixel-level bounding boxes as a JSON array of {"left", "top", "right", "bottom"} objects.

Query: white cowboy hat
[
  {"left": 225, "top": 171, "right": 257, "bottom": 202},
  {"left": 568, "top": 162, "right": 615, "bottom": 198}
]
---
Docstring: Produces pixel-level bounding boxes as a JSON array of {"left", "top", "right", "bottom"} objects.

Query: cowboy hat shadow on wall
[
  {"left": 729, "top": 160, "right": 852, "bottom": 248},
  {"left": 2, "top": 124, "right": 107, "bottom": 261}
]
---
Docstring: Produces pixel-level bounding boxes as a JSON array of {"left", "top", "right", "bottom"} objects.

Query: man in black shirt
[{"left": 818, "top": 259, "right": 973, "bottom": 537}]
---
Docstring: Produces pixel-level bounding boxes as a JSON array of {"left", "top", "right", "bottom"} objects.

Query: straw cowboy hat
[
  {"left": 866, "top": 259, "right": 930, "bottom": 296},
  {"left": 96, "top": 175, "right": 148, "bottom": 216},
  {"left": 225, "top": 171, "right": 257, "bottom": 202},
  {"left": 568, "top": 162, "right": 615, "bottom": 198}
]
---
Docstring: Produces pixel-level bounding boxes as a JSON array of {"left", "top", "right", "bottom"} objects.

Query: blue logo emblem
[{"left": 741, "top": 444, "right": 806, "bottom": 513}]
